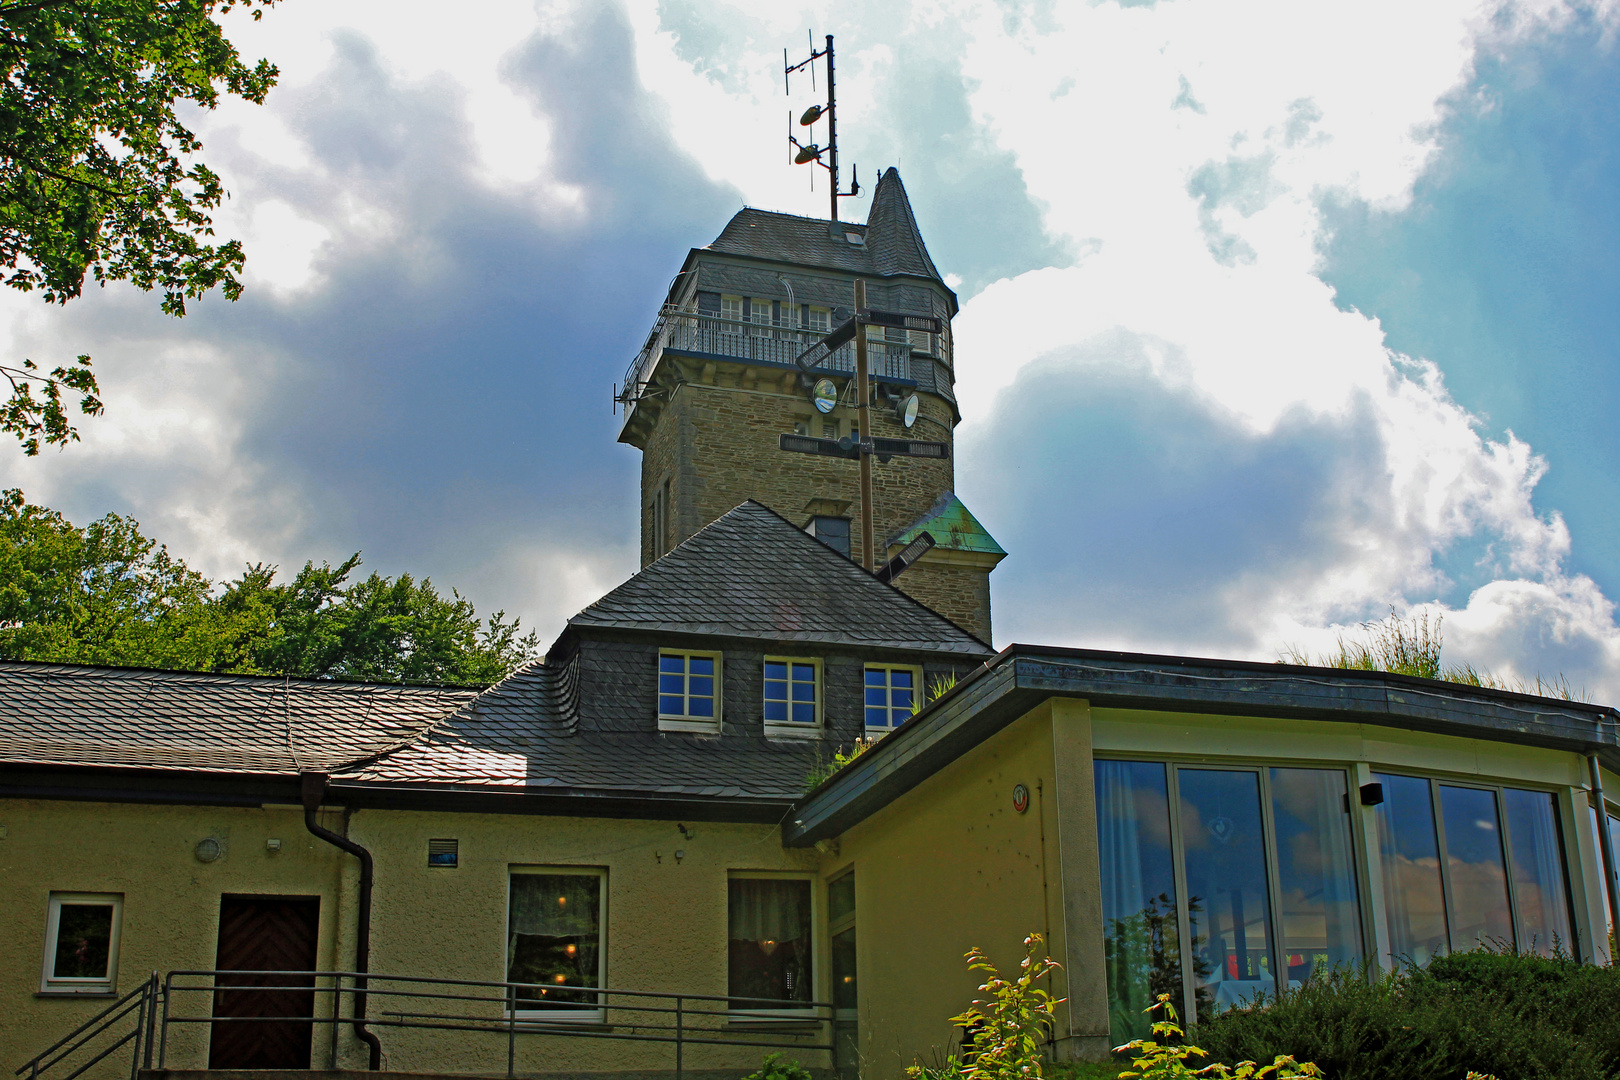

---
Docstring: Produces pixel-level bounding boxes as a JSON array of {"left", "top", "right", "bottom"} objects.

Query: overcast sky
[{"left": 3, "top": 0, "right": 1618, "bottom": 695}]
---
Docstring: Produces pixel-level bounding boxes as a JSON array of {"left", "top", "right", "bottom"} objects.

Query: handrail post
[
  {"left": 507, "top": 985, "right": 516, "bottom": 1080},
  {"left": 142, "top": 973, "right": 158, "bottom": 1072},
  {"left": 129, "top": 991, "right": 144, "bottom": 1080},
  {"left": 675, "top": 995, "right": 683, "bottom": 1080},
  {"left": 157, "top": 974, "right": 173, "bottom": 1069}
]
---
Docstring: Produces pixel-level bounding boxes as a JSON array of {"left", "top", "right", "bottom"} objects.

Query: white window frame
[
  {"left": 721, "top": 295, "right": 743, "bottom": 323},
  {"left": 863, "top": 664, "right": 923, "bottom": 735},
  {"left": 727, "top": 871, "right": 819, "bottom": 1022},
  {"left": 658, "top": 650, "right": 722, "bottom": 734},
  {"left": 807, "top": 306, "right": 831, "bottom": 334},
  {"left": 506, "top": 867, "right": 608, "bottom": 1024},
  {"left": 40, "top": 893, "right": 122, "bottom": 995},
  {"left": 763, "top": 656, "right": 822, "bottom": 738}
]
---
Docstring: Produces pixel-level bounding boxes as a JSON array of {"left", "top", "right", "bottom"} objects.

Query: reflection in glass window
[
  {"left": 41, "top": 894, "right": 122, "bottom": 994},
  {"left": 1179, "top": 769, "right": 1275, "bottom": 1023},
  {"left": 658, "top": 653, "right": 716, "bottom": 721},
  {"left": 1502, "top": 788, "right": 1575, "bottom": 956},
  {"left": 1094, "top": 761, "right": 1184, "bottom": 1045},
  {"left": 729, "top": 879, "right": 813, "bottom": 1012},
  {"left": 1373, "top": 773, "right": 1449, "bottom": 965},
  {"left": 1270, "top": 769, "right": 1362, "bottom": 984},
  {"left": 764, "top": 661, "right": 817, "bottom": 725},
  {"left": 1440, "top": 785, "right": 1514, "bottom": 950},
  {"left": 864, "top": 666, "right": 916, "bottom": 729},
  {"left": 508, "top": 872, "right": 602, "bottom": 1014}
]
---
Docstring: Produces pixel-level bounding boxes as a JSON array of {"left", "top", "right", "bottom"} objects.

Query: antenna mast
[{"left": 785, "top": 32, "right": 859, "bottom": 222}]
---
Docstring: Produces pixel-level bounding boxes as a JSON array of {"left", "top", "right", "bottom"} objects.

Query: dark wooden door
[{"left": 209, "top": 895, "right": 321, "bottom": 1069}]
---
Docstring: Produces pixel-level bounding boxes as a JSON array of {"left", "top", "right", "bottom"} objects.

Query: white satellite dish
[
  {"left": 899, "top": 393, "right": 919, "bottom": 428},
  {"left": 812, "top": 378, "right": 838, "bottom": 414}
]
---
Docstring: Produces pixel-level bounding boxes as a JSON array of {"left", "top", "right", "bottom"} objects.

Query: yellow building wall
[
  {"left": 0, "top": 799, "right": 350, "bottom": 1076},
  {"left": 825, "top": 704, "right": 1067, "bottom": 1080},
  {"left": 0, "top": 797, "right": 829, "bottom": 1079}
]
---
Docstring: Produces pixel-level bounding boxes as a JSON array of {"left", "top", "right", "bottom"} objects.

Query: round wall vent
[{"left": 195, "top": 837, "right": 224, "bottom": 863}]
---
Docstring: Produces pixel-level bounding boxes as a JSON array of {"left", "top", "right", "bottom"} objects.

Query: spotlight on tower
[
  {"left": 799, "top": 104, "right": 825, "bottom": 126},
  {"left": 794, "top": 144, "right": 822, "bottom": 165}
]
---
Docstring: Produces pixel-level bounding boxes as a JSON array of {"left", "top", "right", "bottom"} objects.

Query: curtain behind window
[
  {"left": 729, "top": 879, "right": 812, "bottom": 1008},
  {"left": 508, "top": 874, "right": 601, "bottom": 1008}
]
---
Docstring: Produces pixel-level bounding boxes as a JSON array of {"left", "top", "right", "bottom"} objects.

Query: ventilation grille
[{"left": 427, "top": 838, "right": 459, "bottom": 868}]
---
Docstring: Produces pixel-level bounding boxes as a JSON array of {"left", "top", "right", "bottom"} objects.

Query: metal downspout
[
  {"left": 1589, "top": 755, "right": 1620, "bottom": 962},
  {"left": 302, "top": 772, "right": 383, "bottom": 1070}
]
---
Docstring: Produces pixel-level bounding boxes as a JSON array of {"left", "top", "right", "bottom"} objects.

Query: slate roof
[
  {"left": 888, "top": 491, "right": 1007, "bottom": 557},
  {"left": 339, "top": 662, "right": 826, "bottom": 801},
  {"left": 0, "top": 661, "right": 478, "bottom": 775},
  {"left": 707, "top": 169, "right": 944, "bottom": 285},
  {"left": 568, "top": 501, "right": 993, "bottom": 654}
]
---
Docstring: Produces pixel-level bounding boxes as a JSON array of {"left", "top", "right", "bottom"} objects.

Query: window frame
[
  {"left": 762, "top": 656, "right": 822, "bottom": 737},
  {"left": 40, "top": 893, "right": 123, "bottom": 996},
  {"left": 505, "top": 866, "right": 608, "bottom": 1023},
  {"left": 726, "top": 870, "right": 819, "bottom": 1022},
  {"left": 863, "top": 663, "right": 923, "bottom": 734},
  {"left": 657, "top": 650, "right": 723, "bottom": 734}
]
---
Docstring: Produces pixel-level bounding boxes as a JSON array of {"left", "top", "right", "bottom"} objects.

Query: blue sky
[{"left": 1, "top": 0, "right": 1617, "bottom": 695}]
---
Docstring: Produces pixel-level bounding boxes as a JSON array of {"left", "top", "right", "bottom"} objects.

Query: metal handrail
[
  {"left": 15, "top": 973, "right": 158, "bottom": 1080},
  {"left": 622, "top": 307, "right": 919, "bottom": 408},
  {"left": 160, "top": 970, "right": 835, "bottom": 1080}
]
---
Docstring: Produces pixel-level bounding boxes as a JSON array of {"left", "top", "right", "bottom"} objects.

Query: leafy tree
[
  {"left": 0, "top": 489, "right": 540, "bottom": 684},
  {"left": 0, "top": 0, "right": 279, "bottom": 453}
]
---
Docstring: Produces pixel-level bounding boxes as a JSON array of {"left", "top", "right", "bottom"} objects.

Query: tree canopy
[
  {"left": 0, "top": 489, "right": 540, "bottom": 685},
  {"left": 0, "top": 0, "right": 278, "bottom": 453}
]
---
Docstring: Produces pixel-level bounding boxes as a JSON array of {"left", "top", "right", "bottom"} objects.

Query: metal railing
[
  {"left": 159, "top": 970, "right": 835, "bottom": 1080},
  {"left": 621, "top": 308, "right": 917, "bottom": 409},
  {"left": 15, "top": 974, "right": 160, "bottom": 1080}
]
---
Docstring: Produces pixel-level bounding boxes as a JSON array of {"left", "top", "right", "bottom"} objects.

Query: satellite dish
[
  {"left": 799, "top": 104, "right": 825, "bottom": 126},
  {"left": 794, "top": 144, "right": 822, "bottom": 165},
  {"left": 812, "top": 378, "right": 838, "bottom": 414},
  {"left": 899, "top": 393, "right": 919, "bottom": 428}
]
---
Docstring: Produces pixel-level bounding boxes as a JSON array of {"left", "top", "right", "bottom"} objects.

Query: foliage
[
  {"left": 1280, "top": 607, "right": 1585, "bottom": 701},
  {"left": 908, "top": 933, "right": 1064, "bottom": 1080},
  {"left": 803, "top": 737, "right": 870, "bottom": 792},
  {"left": 1196, "top": 947, "right": 1620, "bottom": 1080},
  {"left": 741, "top": 1053, "right": 814, "bottom": 1080},
  {"left": 1116, "top": 996, "right": 1318, "bottom": 1080},
  {"left": 0, "top": 488, "right": 538, "bottom": 683},
  {"left": 928, "top": 670, "right": 958, "bottom": 703},
  {"left": 0, "top": 0, "right": 278, "bottom": 452}
]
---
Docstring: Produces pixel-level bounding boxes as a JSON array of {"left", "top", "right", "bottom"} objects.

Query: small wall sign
[{"left": 1012, "top": 783, "right": 1030, "bottom": 814}]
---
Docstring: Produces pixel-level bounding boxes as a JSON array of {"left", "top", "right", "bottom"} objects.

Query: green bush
[
  {"left": 742, "top": 1053, "right": 815, "bottom": 1080},
  {"left": 1196, "top": 948, "right": 1620, "bottom": 1080},
  {"left": 908, "top": 933, "right": 1063, "bottom": 1080}
]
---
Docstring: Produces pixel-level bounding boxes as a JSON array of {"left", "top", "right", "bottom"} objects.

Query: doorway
[{"left": 209, "top": 895, "right": 321, "bottom": 1069}]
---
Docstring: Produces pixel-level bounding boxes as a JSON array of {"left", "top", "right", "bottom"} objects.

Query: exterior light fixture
[
  {"left": 799, "top": 104, "right": 825, "bottom": 125},
  {"left": 794, "top": 145, "right": 822, "bottom": 165},
  {"left": 897, "top": 393, "right": 919, "bottom": 428}
]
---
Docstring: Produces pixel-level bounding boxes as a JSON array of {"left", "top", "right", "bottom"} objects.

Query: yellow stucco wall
[
  {"left": 0, "top": 799, "right": 350, "bottom": 1076},
  {"left": 825, "top": 704, "right": 1065, "bottom": 1080},
  {"left": 0, "top": 798, "right": 827, "bottom": 1079}
]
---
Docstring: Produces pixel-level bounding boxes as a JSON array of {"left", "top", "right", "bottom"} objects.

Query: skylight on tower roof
[{"left": 845, "top": 232, "right": 866, "bottom": 246}]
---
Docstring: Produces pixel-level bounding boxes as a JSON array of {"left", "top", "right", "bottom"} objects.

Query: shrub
[
  {"left": 908, "top": 933, "right": 1063, "bottom": 1080},
  {"left": 1196, "top": 947, "right": 1620, "bottom": 1080},
  {"left": 1115, "top": 995, "right": 1318, "bottom": 1080},
  {"left": 742, "top": 1053, "right": 814, "bottom": 1080}
]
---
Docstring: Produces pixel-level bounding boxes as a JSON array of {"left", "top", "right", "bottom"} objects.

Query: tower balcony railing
[{"left": 620, "top": 307, "right": 915, "bottom": 413}]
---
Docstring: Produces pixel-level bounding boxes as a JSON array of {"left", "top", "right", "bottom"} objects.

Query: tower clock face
[
  {"left": 812, "top": 378, "right": 838, "bottom": 414},
  {"left": 901, "top": 394, "right": 919, "bottom": 428}
]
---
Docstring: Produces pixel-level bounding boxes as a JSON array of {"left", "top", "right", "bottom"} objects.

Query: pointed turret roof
[
  {"left": 864, "top": 168, "right": 942, "bottom": 281},
  {"left": 700, "top": 168, "right": 948, "bottom": 293}
]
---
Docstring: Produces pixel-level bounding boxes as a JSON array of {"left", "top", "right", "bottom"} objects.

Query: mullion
[
  {"left": 1257, "top": 767, "right": 1287, "bottom": 1000},
  {"left": 1167, "top": 764, "right": 1196, "bottom": 1027},
  {"left": 1494, "top": 784, "right": 1527, "bottom": 952},
  {"left": 1430, "top": 778, "right": 1459, "bottom": 954}
]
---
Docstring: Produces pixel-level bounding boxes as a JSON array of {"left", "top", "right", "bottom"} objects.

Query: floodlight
[
  {"left": 799, "top": 104, "right": 825, "bottom": 126},
  {"left": 794, "top": 145, "right": 822, "bottom": 165},
  {"left": 899, "top": 394, "right": 919, "bottom": 429}
]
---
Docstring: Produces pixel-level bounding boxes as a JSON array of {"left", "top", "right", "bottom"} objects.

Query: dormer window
[
  {"left": 659, "top": 651, "right": 721, "bottom": 733},
  {"left": 764, "top": 658, "right": 820, "bottom": 736}
]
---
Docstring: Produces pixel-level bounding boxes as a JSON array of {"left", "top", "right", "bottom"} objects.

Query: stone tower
[{"left": 617, "top": 169, "right": 1005, "bottom": 643}]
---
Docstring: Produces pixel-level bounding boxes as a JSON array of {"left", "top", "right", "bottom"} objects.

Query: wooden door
[{"left": 209, "top": 895, "right": 321, "bottom": 1069}]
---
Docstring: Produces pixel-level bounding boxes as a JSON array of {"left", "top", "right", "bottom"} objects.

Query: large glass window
[
  {"left": 1501, "top": 789, "right": 1575, "bottom": 956},
  {"left": 1095, "top": 761, "right": 1184, "bottom": 1045},
  {"left": 1179, "top": 769, "right": 1275, "bottom": 1023},
  {"left": 1373, "top": 773, "right": 1449, "bottom": 965},
  {"left": 729, "top": 878, "right": 812, "bottom": 1016},
  {"left": 1270, "top": 768, "right": 1362, "bottom": 984},
  {"left": 1375, "top": 775, "right": 1576, "bottom": 961},
  {"left": 40, "top": 894, "right": 122, "bottom": 995},
  {"left": 507, "top": 870, "right": 603, "bottom": 1019}
]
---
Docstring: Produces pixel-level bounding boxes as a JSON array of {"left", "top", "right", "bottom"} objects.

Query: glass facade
[{"left": 1097, "top": 759, "right": 1581, "bottom": 1035}]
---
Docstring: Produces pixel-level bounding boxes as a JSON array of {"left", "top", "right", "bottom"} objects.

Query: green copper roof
[{"left": 887, "top": 492, "right": 1006, "bottom": 557}]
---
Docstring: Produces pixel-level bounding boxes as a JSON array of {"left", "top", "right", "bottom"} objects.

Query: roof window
[{"left": 844, "top": 232, "right": 866, "bottom": 246}]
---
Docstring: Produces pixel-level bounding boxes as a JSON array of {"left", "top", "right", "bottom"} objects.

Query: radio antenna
[{"left": 784, "top": 33, "right": 860, "bottom": 222}]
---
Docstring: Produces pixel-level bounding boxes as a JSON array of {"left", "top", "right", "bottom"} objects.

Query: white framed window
[
  {"left": 507, "top": 868, "right": 606, "bottom": 1022},
  {"left": 40, "top": 893, "right": 122, "bottom": 995},
  {"left": 747, "top": 297, "right": 773, "bottom": 336},
  {"left": 728, "top": 874, "right": 815, "bottom": 1019},
  {"left": 721, "top": 295, "right": 743, "bottom": 323},
  {"left": 807, "top": 307, "right": 830, "bottom": 334},
  {"left": 658, "top": 651, "right": 721, "bottom": 733},
  {"left": 864, "top": 665, "right": 922, "bottom": 733},
  {"left": 763, "top": 657, "right": 820, "bottom": 736}
]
